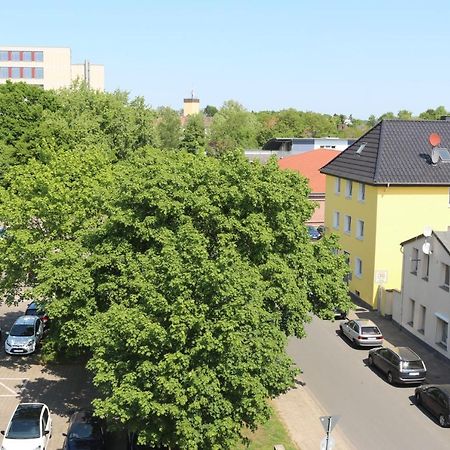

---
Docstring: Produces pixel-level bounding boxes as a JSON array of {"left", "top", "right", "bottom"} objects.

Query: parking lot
[{"left": 0, "top": 301, "right": 98, "bottom": 450}]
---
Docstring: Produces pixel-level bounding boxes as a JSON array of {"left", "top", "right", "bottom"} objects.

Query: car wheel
[
  {"left": 368, "top": 355, "right": 373, "bottom": 366},
  {"left": 439, "top": 414, "right": 448, "bottom": 427},
  {"left": 415, "top": 392, "right": 422, "bottom": 405},
  {"left": 352, "top": 339, "right": 358, "bottom": 348},
  {"left": 387, "top": 372, "right": 394, "bottom": 385}
]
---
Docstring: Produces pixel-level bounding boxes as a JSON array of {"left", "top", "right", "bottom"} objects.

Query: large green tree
[{"left": 0, "top": 145, "right": 351, "bottom": 449}]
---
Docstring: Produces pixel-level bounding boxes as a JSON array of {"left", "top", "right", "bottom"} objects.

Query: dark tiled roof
[{"left": 320, "top": 119, "right": 450, "bottom": 185}]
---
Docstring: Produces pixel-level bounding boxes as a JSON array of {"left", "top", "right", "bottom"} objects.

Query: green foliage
[
  {"left": 156, "top": 107, "right": 182, "bottom": 150},
  {"left": 0, "top": 142, "right": 350, "bottom": 449},
  {"left": 209, "top": 101, "right": 261, "bottom": 154},
  {"left": 203, "top": 105, "right": 218, "bottom": 117},
  {"left": 180, "top": 113, "right": 206, "bottom": 154}
]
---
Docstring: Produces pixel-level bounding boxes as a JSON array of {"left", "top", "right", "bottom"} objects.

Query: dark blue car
[
  {"left": 307, "top": 226, "right": 322, "bottom": 240},
  {"left": 63, "top": 411, "right": 106, "bottom": 450}
]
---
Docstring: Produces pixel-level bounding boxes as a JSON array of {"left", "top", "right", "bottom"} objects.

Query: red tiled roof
[{"left": 278, "top": 149, "right": 340, "bottom": 193}]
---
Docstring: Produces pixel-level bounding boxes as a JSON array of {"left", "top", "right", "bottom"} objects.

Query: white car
[
  {"left": 339, "top": 319, "right": 383, "bottom": 347},
  {"left": 1, "top": 403, "right": 52, "bottom": 450},
  {"left": 5, "top": 315, "right": 44, "bottom": 355}
]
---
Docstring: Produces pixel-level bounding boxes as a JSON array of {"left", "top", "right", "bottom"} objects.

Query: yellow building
[
  {"left": 0, "top": 46, "right": 104, "bottom": 90},
  {"left": 321, "top": 119, "right": 450, "bottom": 309}
]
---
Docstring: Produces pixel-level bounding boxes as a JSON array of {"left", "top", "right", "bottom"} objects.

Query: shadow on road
[{"left": 408, "top": 394, "right": 443, "bottom": 428}]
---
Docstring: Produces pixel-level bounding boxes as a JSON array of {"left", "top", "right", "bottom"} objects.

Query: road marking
[{"left": 0, "top": 377, "right": 29, "bottom": 397}]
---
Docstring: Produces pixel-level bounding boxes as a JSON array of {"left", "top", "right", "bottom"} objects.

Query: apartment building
[
  {"left": 394, "top": 231, "right": 450, "bottom": 359},
  {"left": 0, "top": 46, "right": 104, "bottom": 90}
]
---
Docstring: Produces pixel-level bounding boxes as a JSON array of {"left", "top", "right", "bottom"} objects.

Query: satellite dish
[
  {"left": 422, "top": 242, "right": 431, "bottom": 255},
  {"left": 429, "top": 133, "right": 442, "bottom": 147},
  {"left": 423, "top": 226, "right": 432, "bottom": 237}
]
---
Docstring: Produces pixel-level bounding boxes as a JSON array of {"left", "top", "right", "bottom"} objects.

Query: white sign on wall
[{"left": 375, "top": 270, "right": 388, "bottom": 284}]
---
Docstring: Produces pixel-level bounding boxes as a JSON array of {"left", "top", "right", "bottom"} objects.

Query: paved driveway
[
  {"left": 0, "top": 301, "right": 96, "bottom": 450},
  {"left": 287, "top": 309, "right": 450, "bottom": 450}
]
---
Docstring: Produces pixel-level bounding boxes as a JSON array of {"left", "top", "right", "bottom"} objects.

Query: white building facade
[
  {"left": 0, "top": 46, "right": 104, "bottom": 90},
  {"left": 395, "top": 231, "right": 450, "bottom": 359}
]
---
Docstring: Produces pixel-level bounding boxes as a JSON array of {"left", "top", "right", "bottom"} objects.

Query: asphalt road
[{"left": 287, "top": 316, "right": 450, "bottom": 450}]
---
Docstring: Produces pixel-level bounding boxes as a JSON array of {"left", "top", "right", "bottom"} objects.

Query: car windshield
[
  {"left": 361, "top": 326, "right": 380, "bottom": 335},
  {"left": 6, "top": 418, "right": 40, "bottom": 439},
  {"left": 402, "top": 360, "right": 424, "bottom": 370},
  {"left": 10, "top": 324, "right": 34, "bottom": 337},
  {"left": 69, "top": 423, "right": 100, "bottom": 440}
]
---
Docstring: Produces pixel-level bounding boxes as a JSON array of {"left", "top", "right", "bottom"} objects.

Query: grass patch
[{"left": 238, "top": 407, "right": 298, "bottom": 450}]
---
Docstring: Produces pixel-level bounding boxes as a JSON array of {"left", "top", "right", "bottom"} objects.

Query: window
[
  {"left": 0, "top": 51, "right": 7, "bottom": 61},
  {"left": 11, "top": 51, "right": 20, "bottom": 61},
  {"left": 0, "top": 67, "right": 8, "bottom": 78},
  {"left": 356, "top": 220, "right": 364, "bottom": 239},
  {"left": 23, "top": 67, "right": 32, "bottom": 79},
  {"left": 344, "top": 215, "right": 352, "bottom": 234},
  {"left": 22, "top": 51, "right": 32, "bottom": 62},
  {"left": 11, "top": 67, "right": 20, "bottom": 79},
  {"left": 422, "top": 253, "right": 430, "bottom": 281},
  {"left": 345, "top": 180, "right": 353, "bottom": 198},
  {"left": 355, "top": 258, "right": 363, "bottom": 278},
  {"left": 436, "top": 316, "right": 448, "bottom": 350},
  {"left": 408, "top": 298, "right": 415, "bottom": 327},
  {"left": 441, "top": 264, "right": 450, "bottom": 291},
  {"left": 333, "top": 211, "right": 340, "bottom": 229},
  {"left": 335, "top": 177, "right": 341, "bottom": 194},
  {"left": 418, "top": 305, "right": 426, "bottom": 334},
  {"left": 358, "top": 183, "right": 366, "bottom": 201},
  {"left": 410, "top": 248, "right": 419, "bottom": 275},
  {"left": 34, "top": 67, "right": 44, "bottom": 79},
  {"left": 34, "top": 51, "right": 43, "bottom": 62}
]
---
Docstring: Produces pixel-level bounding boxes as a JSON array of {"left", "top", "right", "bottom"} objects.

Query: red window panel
[
  {"left": 20, "top": 51, "right": 23, "bottom": 61},
  {"left": 8, "top": 51, "right": 12, "bottom": 61},
  {"left": 31, "top": 52, "right": 34, "bottom": 62},
  {"left": 19, "top": 67, "right": 23, "bottom": 78},
  {"left": 31, "top": 67, "right": 35, "bottom": 78},
  {"left": 8, "top": 67, "right": 12, "bottom": 78}
]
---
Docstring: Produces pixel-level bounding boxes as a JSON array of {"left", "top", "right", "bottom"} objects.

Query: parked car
[
  {"left": 1, "top": 402, "right": 52, "bottom": 450},
  {"left": 25, "top": 301, "right": 50, "bottom": 329},
  {"left": 4, "top": 315, "right": 44, "bottom": 355},
  {"left": 415, "top": 384, "right": 450, "bottom": 427},
  {"left": 63, "top": 410, "right": 106, "bottom": 450},
  {"left": 339, "top": 319, "right": 383, "bottom": 347},
  {"left": 307, "top": 226, "right": 322, "bottom": 240},
  {"left": 368, "top": 346, "right": 427, "bottom": 385}
]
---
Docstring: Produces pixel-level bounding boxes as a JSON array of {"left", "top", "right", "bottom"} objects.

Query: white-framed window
[
  {"left": 410, "top": 248, "right": 419, "bottom": 275},
  {"left": 441, "top": 263, "right": 450, "bottom": 291},
  {"left": 356, "top": 220, "right": 364, "bottom": 239},
  {"left": 358, "top": 183, "right": 366, "bottom": 201},
  {"left": 436, "top": 315, "right": 448, "bottom": 350},
  {"left": 344, "top": 215, "right": 352, "bottom": 234},
  {"left": 418, "top": 305, "right": 426, "bottom": 334},
  {"left": 345, "top": 180, "right": 353, "bottom": 198},
  {"left": 355, "top": 257, "right": 363, "bottom": 278},
  {"left": 422, "top": 252, "right": 430, "bottom": 281},
  {"left": 335, "top": 177, "right": 341, "bottom": 194},
  {"left": 408, "top": 298, "right": 415, "bottom": 326},
  {"left": 333, "top": 211, "right": 340, "bottom": 229}
]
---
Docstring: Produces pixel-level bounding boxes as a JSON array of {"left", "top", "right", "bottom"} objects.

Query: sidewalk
[
  {"left": 273, "top": 307, "right": 450, "bottom": 450},
  {"left": 273, "top": 376, "right": 356, "bottom": 450}
]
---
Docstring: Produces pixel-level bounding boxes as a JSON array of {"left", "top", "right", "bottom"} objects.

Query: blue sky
[{"left": 5, "top": 1, "right": 450, "bottom": 118}]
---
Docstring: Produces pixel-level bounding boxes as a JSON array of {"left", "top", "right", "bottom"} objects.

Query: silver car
[
  {"left": 339, "top": 319, "right": 383, "bottom": 347},
  {"left": 5, "top": 315, "right": 44, "bottom": 355}
]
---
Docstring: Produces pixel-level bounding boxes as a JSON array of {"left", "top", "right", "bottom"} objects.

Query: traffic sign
[{"left": 319, "top": 415, "right": 339, "bottom": 432}]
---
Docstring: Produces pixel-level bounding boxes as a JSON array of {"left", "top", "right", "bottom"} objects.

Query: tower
[{"left": 183, "top": 90, "right": 200, "bottom": 116}]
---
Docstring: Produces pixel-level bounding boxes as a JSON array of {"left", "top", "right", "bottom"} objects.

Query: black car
[
  {"left": 127, "top": 432, "right": 171, "bottom": 450},
  {"left": 368, "top": 346, "right": 426, "bottom": 385},
  {"left": 63, "top": 410, "right": 106, "bottom": 450},
  {"left": 415, "top": 384, "right": 450, "bottom": 427},
  {"left": 25, "top": 301, "right": 50, "bottom": 329}
]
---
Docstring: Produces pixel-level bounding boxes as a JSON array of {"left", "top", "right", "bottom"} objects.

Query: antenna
[
  {"left": 431, "top": 148, "right": 440, "bottom": 164},
  {"left": 422, "top": 242, "right": 431, "bottom": 255},
  {"left": 423, "top": 226, "right": 432, "bottom": 237}
]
